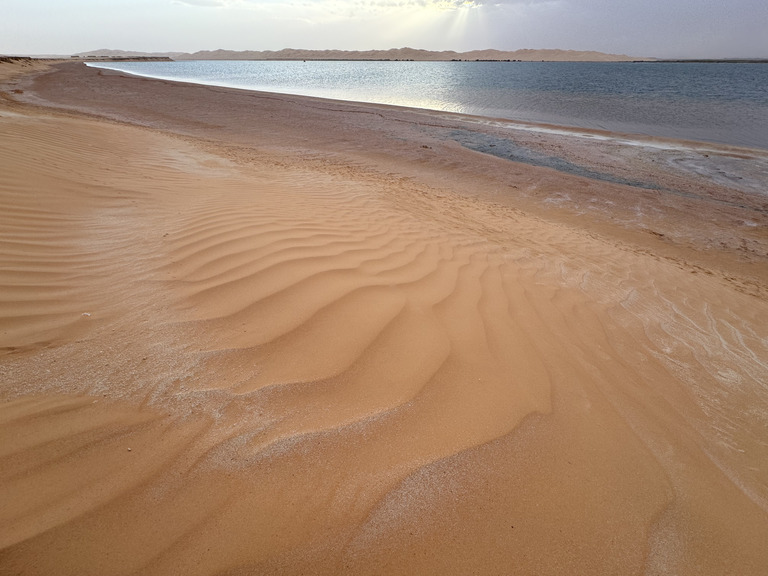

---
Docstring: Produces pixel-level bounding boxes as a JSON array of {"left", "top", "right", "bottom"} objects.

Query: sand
[{"left": 1, "top": 60, "right": 767, "bottom": 575}]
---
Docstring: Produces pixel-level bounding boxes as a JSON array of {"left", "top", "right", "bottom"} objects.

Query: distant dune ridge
[{"left": 76, "top": 47, "right": 648, "bottom": 61}]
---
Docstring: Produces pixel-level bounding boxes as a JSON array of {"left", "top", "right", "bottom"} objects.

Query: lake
[{"left": 87, "top": 60, "right": 768, "bottom": 150}]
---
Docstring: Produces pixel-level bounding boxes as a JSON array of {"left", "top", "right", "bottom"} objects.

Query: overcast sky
[{"left": 2, "top": 0, "right": 767, "bottom": 59}]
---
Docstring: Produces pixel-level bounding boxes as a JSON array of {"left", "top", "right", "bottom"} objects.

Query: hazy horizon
[{"left": 3, "top": 0, "right": 767, "bottom": 60}]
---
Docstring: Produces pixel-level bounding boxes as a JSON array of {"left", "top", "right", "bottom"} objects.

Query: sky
[{"left": 2, "top": 0, "right": 767, "bottom": 59}]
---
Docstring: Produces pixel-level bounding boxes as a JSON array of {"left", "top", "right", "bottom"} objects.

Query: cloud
[
  {"left": 449, "top": 0, "right": 558, "bottom": 5},
  {"left": 173, "top": 0, "right": 225, "bottom": 7}
]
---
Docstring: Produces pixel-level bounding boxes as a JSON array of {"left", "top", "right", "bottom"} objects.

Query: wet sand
[{"left": 1, "top": 61, "right": 767, "bottom": 575}]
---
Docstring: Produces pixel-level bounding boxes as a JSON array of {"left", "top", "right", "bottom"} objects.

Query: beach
[{"left": 1, "top": 60, "right": 767, "bottom": 574}]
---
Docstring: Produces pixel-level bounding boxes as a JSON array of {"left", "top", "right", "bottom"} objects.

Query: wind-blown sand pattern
[{"left": 1, "top": 61, "right": 767, "bottom": 575}]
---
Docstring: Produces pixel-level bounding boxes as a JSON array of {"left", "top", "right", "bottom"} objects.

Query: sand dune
[
  {"left": 177, "top": 47, "right": 645, "bottom": 62},
  {"left": 1, "top": 61, "right": 767, "bottom": 575}
]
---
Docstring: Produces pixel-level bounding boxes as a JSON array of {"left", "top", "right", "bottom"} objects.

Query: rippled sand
[{"left": 1, "top": 61, "right": 767, "bottom": 575}]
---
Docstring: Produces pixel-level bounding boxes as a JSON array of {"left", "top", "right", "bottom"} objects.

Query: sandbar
[{"left": 1, "top": 60, "right": 767, "bottom": 575}]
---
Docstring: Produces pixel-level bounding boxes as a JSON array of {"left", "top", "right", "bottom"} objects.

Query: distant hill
[
  {"left": 70, "top": 47, "right": 651, "bottom": 62},
  {"left": 176, "top": 48, "right": 650, "bottom": 62}
]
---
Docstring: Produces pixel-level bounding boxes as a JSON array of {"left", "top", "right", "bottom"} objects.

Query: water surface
[{"left": 88, "top": 60, "right": 768, "bottom": 150}]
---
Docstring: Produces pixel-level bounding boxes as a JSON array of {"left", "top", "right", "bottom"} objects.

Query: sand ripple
[{"left": 2, "top": 75, "right": 768, "bottom": 575}]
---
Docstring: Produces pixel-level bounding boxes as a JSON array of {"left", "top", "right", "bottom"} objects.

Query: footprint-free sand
[{"left": 1, "top": 60, "right": 767, "bottom": 575}]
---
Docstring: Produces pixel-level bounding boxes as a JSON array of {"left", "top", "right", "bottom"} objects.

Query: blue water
[{"left": 87, "top": 60, "right": 768, "bottom": 150}]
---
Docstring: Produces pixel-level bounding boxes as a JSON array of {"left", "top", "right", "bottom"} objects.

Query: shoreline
[
  {"left": 1, "top": 60, "right": 768, "bottom": 575},
  {"left": 83, "top": 60, "right": 768, "bottom": 152}
]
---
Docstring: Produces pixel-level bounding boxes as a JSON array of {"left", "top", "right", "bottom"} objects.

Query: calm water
[{"left": 87, "top": 60, "right": 768, "bottom": 150}]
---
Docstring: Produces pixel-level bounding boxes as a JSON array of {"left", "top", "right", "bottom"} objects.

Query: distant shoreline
[
  {"left": 67, "top": 47, "right": 648, "bottom": 63},
  {"left": 16, "top": 55, "right": 768, "bottom": 64},
  {"left": 69, "top": 56, "right": 768, "bottom": 64},
  {"left": 8, "top": 46, "right": 767, "bottom": 64}
]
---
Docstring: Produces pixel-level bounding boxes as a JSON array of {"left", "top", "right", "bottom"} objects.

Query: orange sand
[{"left": 1, "top": 61, "right": 767, "bottom": 575}]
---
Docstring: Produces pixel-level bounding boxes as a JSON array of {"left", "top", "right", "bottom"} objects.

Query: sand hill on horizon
[
  {"left": 74, "top": 47, "right": 650, "bottom": 62},
  {"left": 176, "top": 47, "right": 648, "bottom": 61}
]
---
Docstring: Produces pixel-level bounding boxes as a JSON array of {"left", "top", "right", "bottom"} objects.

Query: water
[{"left": 87, "top": 60, "right": 768, "bottom": 150}]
